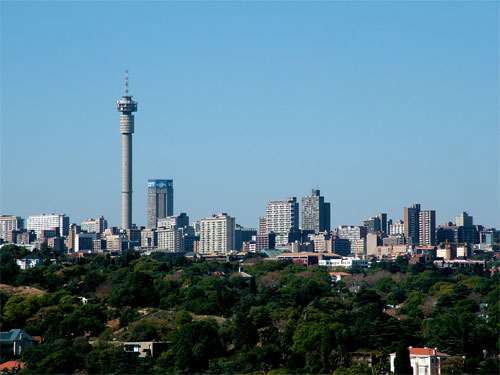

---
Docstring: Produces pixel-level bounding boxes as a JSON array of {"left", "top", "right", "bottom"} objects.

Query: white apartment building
[
  {"left": 266, "top": 197, "right": 299, "bottom": 248},
  {"left": 389, "top": 220, "right": 405, "bottom": 235},
  {"left": 81, "top": 216, "right": 107, "bottom": 234},
  {"left": 0, "top": 215, "right": 23, "bottom": 241},
  {"left": 199, "top": 213, "right": 235, "bottom": 254},
  {"left": 157, "top": 227, "right": 184, "bottom": 253},
  {"left": 319, "top": 257, "right": 369, "bottom": 269},
  {"left": 27, "top": 214, "right": 69, "bottom": 238}
]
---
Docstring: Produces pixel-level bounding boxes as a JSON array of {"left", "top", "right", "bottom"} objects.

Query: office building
[
  {"left": 199, "top": 213, "right": 236, "bottom": 254},
  {"left": 81, "top": 216, "right": 107, "bottom": 234},
  {"left": 337, "top": 225, "right": 367, "bottom": 254},
  {"left": 235, "top": 225, "right": 257, "bottom": 251},
  {"left": 419, "top": 210, "right": 436, "bottom": 246},
  {"left": 266, "top": 197, "right": 299, "bottom": 248},
  {"left": 456, "top": 212, "right": 473, "bottom": 227},
  {"left": 147, "top": 179, "right": 174, "bottom": 228},
  {"left": 74, "top": 233, "right": 97, "bottom": 252},
  {"left": 0, "top": 216, "right": 23, "bottom": 241},
  {"left": 117, "top": 71, "right": 138, "bottom": 230},
  {"left": 404, "top": 204, "right": 421, "bottom": 245},
  {"left": 330, "top": 237, "right": 351, "bottom": 256},
  {"left": 378, "top": 213, "right": 387, "bottom": 233},
  {"left": 363, "top": 217, "right": 381, "bottom": 233},
  {"left": 301, "top": 189, "right": 331, "bottom": 233},
  {"left": 27, "top": 214, "right": 69, "bottom": 238}
]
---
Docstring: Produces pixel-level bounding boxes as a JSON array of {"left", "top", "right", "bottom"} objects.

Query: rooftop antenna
[{"left": 125, "top": 69, "right": 129, "bottom": 94}]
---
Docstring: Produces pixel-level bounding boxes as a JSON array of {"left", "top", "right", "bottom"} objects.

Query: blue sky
[{"left": 1, "top": 1, "right": 498, "bottom": 229}]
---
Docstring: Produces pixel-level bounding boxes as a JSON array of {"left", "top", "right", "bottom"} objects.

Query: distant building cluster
[{"left": 1, "top": 78, "right": 497, "bottom": 270}]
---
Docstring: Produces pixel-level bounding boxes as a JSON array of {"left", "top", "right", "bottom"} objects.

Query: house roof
[
  {"left": 409, "top": 348, "right": 450, "bottom": 356},
  {"left": 0, "top": 361, "right": 25, "bottom": 370},
  {"left": 21, "top": 254, "right": 43, "bottom": 261},
  {"left": 0, "top": 329, "right": 35, "bottom": 343},
  {"left": 329, "top": 272, "right": 350, "bottom": 276}
]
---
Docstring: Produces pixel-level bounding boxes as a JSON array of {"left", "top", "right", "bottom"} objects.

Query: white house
[
  {"left": 16, "top": 254, "right": 43, "bottom": 270},
  {"left": 389, "top": 347, "right": 450, "bottom": 375}
]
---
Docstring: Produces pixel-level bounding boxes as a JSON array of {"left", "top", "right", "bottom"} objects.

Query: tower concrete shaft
[{"left": 117, "top": 71, "right": 138, "bottom": 230}]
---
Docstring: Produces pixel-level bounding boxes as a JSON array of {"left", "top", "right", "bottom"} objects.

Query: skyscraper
[
  {"left": 147, "top": 179, "right": 174, "bottom": 228},
  {"left": 404, "top": 203, "right": 421, "bottom": 245},
  {"left": 301, "top": 189, "right": 331, "bottom": 233},
  {"left": 419, "top": 210, "right": 436, "bottom": 246},
  {"left": 266, "top": 197, "right": 299, "bottom": 248},
  {"left": 117, "top": 70, "right": 138, "bottom": 230}
]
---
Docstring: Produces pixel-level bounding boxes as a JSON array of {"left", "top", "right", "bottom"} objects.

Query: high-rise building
[
  {"left": 117, "top": 71, "right": 138, "bottom": 230},
  {"left": 419, "top": 210, "right": 436, "bottom": 246},
  {"left": 378, "top": 213, "right": 387, "bottom": 234},
  {"left": 301, "top": 189, "right": 331, "bottom": 233},
  {"left": 147, "top": 179, "right": 174, "bottom": 228},
  {"left": 157, "top": 213, "right": 188, "bottom": 230},
  {"left": 456, "top": 212, "right": 473, "bottom": 227},
  {"left": 0, "top": 216, "right": 23, "bottom": 241},
  {"left": 199, "top": 213, "right": 236, "bottom": 254},
  {"left": 235, "top": 225, "right": 257, "bottom": 251},
  {"left": 404, "top": 204, "right": 421, "bottom": 245},
  {"left": 157, "top": 226, "right": 184, "bottom": 253},
  {"left": 363, "top": 217, "right": 381, "bottom": 233},
  {"left": 337, "top": 225, "right": 367, "bottom": 254},
  {"left": 27, "top": 214, "right": 69, "bottom": 238},
  {"left": 390, "top": 220, "right": 405, "bottom": 235},
  {"left": 81, "top": 216, "right": 108, "bottom": 234},
  {"left": 259, "top": 217, "right": 267, "bottom": 234},
  {"left": 266, "top": 197, "right": 299, "bottom": 248}
]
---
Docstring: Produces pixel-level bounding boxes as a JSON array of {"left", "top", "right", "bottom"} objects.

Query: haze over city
[{"left": 1, "top": 1, "right": 498, "bottom": 228}]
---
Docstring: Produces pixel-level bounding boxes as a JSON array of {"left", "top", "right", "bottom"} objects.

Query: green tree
[{"left": 394, "top": 343, "right": 413, "bottom": 375}]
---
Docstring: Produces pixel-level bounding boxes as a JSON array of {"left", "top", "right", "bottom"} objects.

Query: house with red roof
[{"left": 389, "top": 347, "right": 450, "bottom": 375}]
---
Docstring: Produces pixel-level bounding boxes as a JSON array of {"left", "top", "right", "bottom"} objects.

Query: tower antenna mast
[{"left": 125, "top": 69, "right": 129, "bottom": 94}]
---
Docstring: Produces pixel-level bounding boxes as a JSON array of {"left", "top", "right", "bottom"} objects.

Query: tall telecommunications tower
[{"left": 117, "top": 70, "right": 138, "bottom": 230}]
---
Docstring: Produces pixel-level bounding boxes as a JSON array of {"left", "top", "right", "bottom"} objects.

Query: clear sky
[{"left": 1, "top": 1, "right": 498, "bottom": 230}]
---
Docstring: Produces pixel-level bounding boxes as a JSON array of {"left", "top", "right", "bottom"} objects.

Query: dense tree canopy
[{"left": 0, "top": 245, "right": 498, "bottom": 374}]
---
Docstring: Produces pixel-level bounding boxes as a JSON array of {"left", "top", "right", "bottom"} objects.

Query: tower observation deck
[{"left": 117, "top": 70, "right": 138, "bottom": 230}]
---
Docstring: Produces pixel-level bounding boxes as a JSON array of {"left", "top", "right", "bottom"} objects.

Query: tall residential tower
[
  {"left": 301, "top": 189, "right": 331, "bottom": 233},
  {"left": 117, "top": 71, "right": 138, "bottom": 230}
]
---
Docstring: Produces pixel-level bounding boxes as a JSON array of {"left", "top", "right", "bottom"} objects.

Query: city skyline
[{"left": 1, "top": 2, "right": 498, "bottom": 229}]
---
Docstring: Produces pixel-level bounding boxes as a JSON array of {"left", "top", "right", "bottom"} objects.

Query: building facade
[
  {"left": 0, "top": 216, "right": 23, "bottom": 242},
  {"left": 404, "top": 204, "right": 421, "bottom": 245},
  {"left": 266, "top": 197, "right": 299, "bottom": 248},
  {"left": 27, "top": 214, "right": 69, "bottom": 238},
  {"left": 147, "top": 179, "right": 174, "bottom": 228},
  {"left": 456, "top": 211, "right": 473, "bottom": 227},
  {"left": 81, "top": 216, "right": 107, "bottom": 234},
  {"left": 337, "top": 225, "right": 367, "bottom": 255},
  {"left": 419, "top": 210, "right": 436, "bottom": 246},
  {"left": 301, "top": 189, "right": 331, "bottom": 233},
  {"left": 157, "top": 227, "right": 184, "bottom": 253},
  {"left": 199, "top": 213, "right": 236, "bottom": 254}
]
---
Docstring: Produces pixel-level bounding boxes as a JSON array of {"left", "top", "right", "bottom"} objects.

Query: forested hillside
[{"left": 1, "top": 245, "right": 498, "bottom": 374}]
